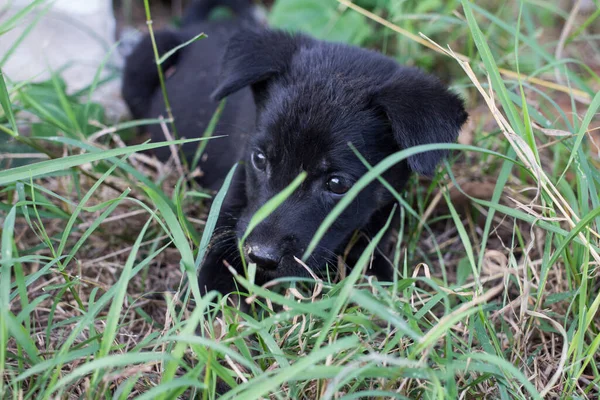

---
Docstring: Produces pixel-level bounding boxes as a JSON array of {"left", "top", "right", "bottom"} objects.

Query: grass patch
[{"left": 1, "top": 0, "right": 600, "bottom": 398}]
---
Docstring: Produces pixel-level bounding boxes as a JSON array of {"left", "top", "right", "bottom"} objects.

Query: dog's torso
[
  {"left": 151, "top": 23, "right": 255, "bottom": 189},
  {"left": 123, "top": 11, "right": 257, "bottom": 190}
]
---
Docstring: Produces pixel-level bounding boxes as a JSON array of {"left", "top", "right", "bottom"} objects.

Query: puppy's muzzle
[{"left": 245, "top": 244, "right": 281, "bottom": 270}]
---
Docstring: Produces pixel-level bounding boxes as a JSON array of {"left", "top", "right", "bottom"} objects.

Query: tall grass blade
[
  {"left": 0, "top": 138, "right": 202, "bottom": 186},
  {"left": 0, "top": 69, "right": 18, "bottom": 136}
]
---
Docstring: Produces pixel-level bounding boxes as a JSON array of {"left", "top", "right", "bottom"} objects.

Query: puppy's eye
[
  {"left": 327, "top": 176, "right": 351, "bottom": 195},
  {"left": 252, "top": 151, "right": 267, "bottom": 171}
]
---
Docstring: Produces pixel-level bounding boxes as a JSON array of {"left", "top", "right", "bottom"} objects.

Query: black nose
[{"left": 246, "top": 245, "right": 280, "bottom": 270}]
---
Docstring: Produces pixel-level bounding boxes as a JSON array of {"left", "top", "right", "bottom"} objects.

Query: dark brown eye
[
  {"left": 252, "top": 151, "right": 267, "bottom": 171},
  {"left": 327, "top": 176, "right": 351, "bottom": 195}
]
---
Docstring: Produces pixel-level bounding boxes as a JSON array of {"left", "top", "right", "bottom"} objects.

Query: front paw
[{"left": 198, "top": 253, "right": 238, "bottom": 296}]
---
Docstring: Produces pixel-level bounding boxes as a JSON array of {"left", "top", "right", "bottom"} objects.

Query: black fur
[
  {"left": 200, "top": 28, "right": 467, "bottom": 294},
  {"left": 122, "top": 0, "right": 257, "bottom": 190},
  {"left": 121, "top": 1, "right": 468, "bottom": 296}
]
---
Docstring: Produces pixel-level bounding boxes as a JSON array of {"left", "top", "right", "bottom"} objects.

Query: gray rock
[{"left": 0, "top": 0, "right": 127, "bottom": 120}]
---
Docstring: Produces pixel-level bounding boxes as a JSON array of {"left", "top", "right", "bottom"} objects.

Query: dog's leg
[
  {"left": 344, "top": 204, "right": 399, "bottom": 282},
  {"left": 368, "top": 230, "right": 398, "bottom": 282},
  {"left": 344, "top": 235, "right": 395, "bottom": 282},
  {"left": 198, "top": 167, "right": 248, "bottom": 296},
  {"left": 197, "top": 241, "right": 241, "bottom": 295},
  {"left": 122, "top": 30, "right": 183, "bottom": 118},
  {"left": 369, "top": 206, "right": 400, "bottom": 282}
]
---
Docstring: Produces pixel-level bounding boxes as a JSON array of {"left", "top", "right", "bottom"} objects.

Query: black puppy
[
  {"left": 122, "top": 1, "right": 467, "bottom": 296},
  {"left": 199, "top": 30, "right": 468, "bottom": 294}
]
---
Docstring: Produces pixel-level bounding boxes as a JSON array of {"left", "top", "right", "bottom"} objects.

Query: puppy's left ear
[
  {"left": 211, "top": 29, "right": 311, "bottom": 107},
  {"left": 374, "top": 67, "right": 468, "bottom": 176}
]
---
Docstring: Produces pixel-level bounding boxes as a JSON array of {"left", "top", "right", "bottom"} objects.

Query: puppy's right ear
[
  {"left": 211, "top": 29, "right": 309, "bottom": 106},
  {"left": 372, "top": 68, "right": 468, "bottom": 177}
]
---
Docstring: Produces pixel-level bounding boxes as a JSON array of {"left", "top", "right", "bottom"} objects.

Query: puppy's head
[{"left": 212, "top": 29, "right": 467, "bottom": 280}]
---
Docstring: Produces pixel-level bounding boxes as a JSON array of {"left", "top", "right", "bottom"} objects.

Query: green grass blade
[
  {"left": 304, "top": 143, "right": 520, "bottom": 260},
  {"left": 195, "top": 163, "right": 237, "bottom": 270},
  {"left": 134, "top": 379, "right": 207, "bottom": 400},
  {"left": 156, "top": 293, "right": 220, "bottom": 400},
  {"left": 0, "top": 138, "right": 201, "bottom": 186},
  {"left": 82, "top": 42, "right": 119, "bottom": 136},
  {"left": 97, "top": 218, "right": 152, "bottom": 360},
  {"left": 157, "top": 33, "right": 206, "bottom": 65},
  {"left": 0, "top": 0, "right": 45, "bottom": 35},
  {"left": 242, "top": 171, "right": 307, "bottom": 244},
  {"left": 47, "top": 353, "right": 172, "bottom": 395},
  {"left": 562, "top": 90, "right": 600, "bottom": 177},
  {"left": 0, "top": 8, "right": 44, "bottom": 67},
  {"left": 350, "top": 289, "right": 422, "bottom": 340},
  {"left": 221, "top": 336, "right": 360, "bottom": 400},
  {"left": 191, "top": 99, "right": 226, "bottom": 171},
  {"left": 142, "top": 186, "right": 194, "bottom": 271},
  {"left": 313, "top": 206, "right": 402, "bottom": 349},
  {"left": 57, "top": 156, "right": 125, "bottom": 257},
  {"left": 460, "top": 353, "right": 542, "bottom": 399},
  {"left": 90, "top": 217, "right": 153, "bottom": 389},
  {"left": 5, "top": 313, "right": 41, "bottom": 364},
  {"left": 461, "top": 0, "right": 524, "bottom": 134},
  {"left": 0, "top": 68, "right": 18, "bottom": 136},
  {"left": 49, "top": 70, "right": 82, "bottom": 136},
  {"left": 0, "top": 205, "right": 17, "bottom": 394},
  {"left": 442, "top": 182, "right": 480, "bottom": 290}
]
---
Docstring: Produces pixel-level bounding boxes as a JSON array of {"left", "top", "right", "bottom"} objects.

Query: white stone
[{"left": 0, "top": 0, "right": 127, "bottom": 119}]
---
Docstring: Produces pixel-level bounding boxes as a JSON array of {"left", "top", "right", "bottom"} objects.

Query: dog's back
[
  {"left": 180, "top": 0, "right": 255, "bottom": 26},
  {"left": 122, "top": 0, "right": 257, "bottom": 189}
]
